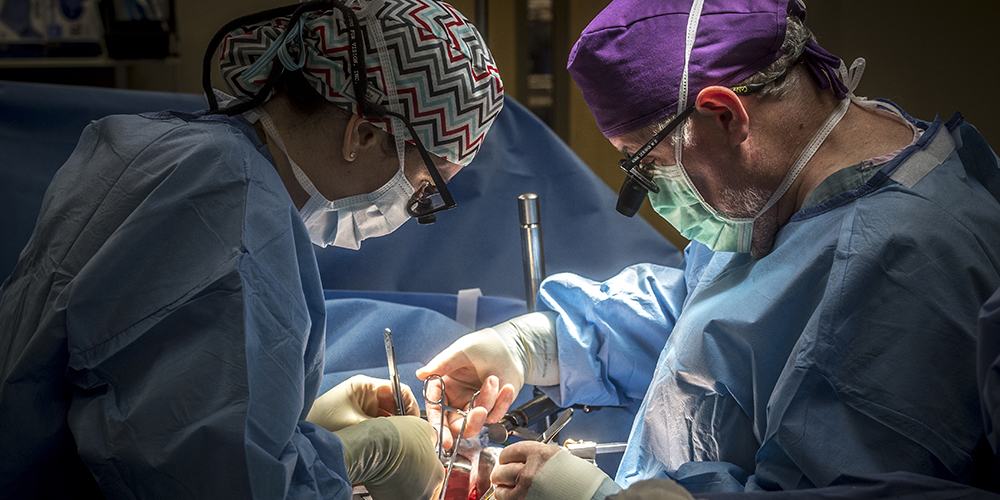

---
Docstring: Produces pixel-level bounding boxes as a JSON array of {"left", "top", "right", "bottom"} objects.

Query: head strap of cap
[{"left": 202, "top": 0, "right": 384, "bottom": 118}]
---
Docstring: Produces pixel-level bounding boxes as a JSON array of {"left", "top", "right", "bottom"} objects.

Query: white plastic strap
[
  {"left": 755, "top": 58, "right": 866, "bottom": 217},
  {"left": 361, "top": 0, "right": 407, "bottom": 172},
  {"left": 258, "top": 111, "right": 324, "bottom": 200},
  {"left": 675, "top": 0, "right": 705, "bottom": 166},
  {"left": 455, "top": 288, "right": 482, "bottom": 330}
]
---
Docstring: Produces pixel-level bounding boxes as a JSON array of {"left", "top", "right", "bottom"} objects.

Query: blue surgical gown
[
  {"left": 537, "top": 108, "right": 1000, "bottom": 493},
  {"left": 0, "top": 110, "right": 353, "bottom": 499}
]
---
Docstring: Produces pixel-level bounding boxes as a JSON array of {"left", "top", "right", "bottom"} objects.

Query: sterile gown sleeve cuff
[
  {"left": 605, "top": 479, "right": 695, "bottom": 500},
  {"left": 493, "top": 311, "right": 560, "bottom": 386},
  {"left": 593, "top": 477, "right": 625, "bottom": 500},
  {"left": 525, "top": 450, "right": 614, "bottom": 500}
]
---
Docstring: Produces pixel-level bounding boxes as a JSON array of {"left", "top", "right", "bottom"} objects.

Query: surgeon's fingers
[
  {"left": 416, "top": 348, "right": 470, "bottom": 380},
  {"left": 444, "top": 375, "right": 500, "bottom": 440},
  {"left": 497, "top": 441, "right": 532, "bottom": 464},
  {"left": 485, "top": 383, "right": 517, "bottom": 424},
  {"left": 373, "top": 383, "right": 421, "bottom": 417},
  {"left": 467, "top": 375, "right": 498, "bottom": 432},
  {"left": 490, "top": 462, "right": 529, "bottom": 500},
  {"left": 436, "top": 418, "right": 454, "bottom": 451},
  {"left": 491, "top": 441, "right": 561, "bottom": 500},
  {"left": 400, "top": 382, "right": 421, "bottom": 417}
]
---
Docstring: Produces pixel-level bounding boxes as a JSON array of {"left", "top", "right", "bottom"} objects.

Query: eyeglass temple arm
[{"left": 385, "top": 110, "right": 456, "bottom": 209}]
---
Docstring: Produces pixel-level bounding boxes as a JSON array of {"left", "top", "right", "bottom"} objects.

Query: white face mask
[{"left": 256, "top": 110, "right": 414, "bottom": 250}]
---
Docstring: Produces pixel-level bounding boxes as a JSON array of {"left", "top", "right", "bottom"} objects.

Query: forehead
[{"left": 434, "top": 154, "right": 462, "bottom": 183}]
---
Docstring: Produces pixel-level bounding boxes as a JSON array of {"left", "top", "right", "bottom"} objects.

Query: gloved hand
[
  {"left": 306, "top": 375, "right": 420, "bottom": 433},
  {"left": 333, "top": 415, "right": 445, "bottom": 500},
  {"left": 416, "top": 311, "right": 559, "bottom": 451},
  {"left": 490, "top": 441, "right": 622, "bottom": 500}
]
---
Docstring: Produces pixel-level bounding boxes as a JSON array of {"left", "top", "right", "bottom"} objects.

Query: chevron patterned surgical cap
[{"left": 219, "top": 0, "right": 504, "bottom": 167}]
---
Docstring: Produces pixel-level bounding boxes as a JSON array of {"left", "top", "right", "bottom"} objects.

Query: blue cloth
[
  {"left": 699, "top": 472, "right": 1000, "bottom": 500},
  {"left": 0, "top": 80, "right": 682, "bottom": 300},
  {"left": 0, "top": 111, "right": 352, "bottom": 499},
  {"left": 0, "top": 82, "right": 207, "bottom": 281},
  {"left": 980, "top": 286, "right": 1000, "bottom": 456},
  {"left": 537, "top": 109, "right": 1000, "bottom": 493}
]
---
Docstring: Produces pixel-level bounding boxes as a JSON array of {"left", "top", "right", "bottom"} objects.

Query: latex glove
[
  {"left": 416, "top": 311, "right": 558, "bottom": 451},
  {"left": 307, "top": 375, "right": 420, "bottom": 433},
  {"left": 607, "top": 479, "right": 695, "bottom": 500},
  {"left": 333, "top": 415, "right": 444, "bottom": 500},
  {"left": 491, "top": 441, "right": 622, "bottom": 500}
]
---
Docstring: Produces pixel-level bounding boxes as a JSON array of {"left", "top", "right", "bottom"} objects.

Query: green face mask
[{"left": 648, "top": 164, "right": 755, "bottom": 252}]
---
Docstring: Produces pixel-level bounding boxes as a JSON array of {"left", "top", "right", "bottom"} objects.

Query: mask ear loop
[
  {"left": 674, "top": 0, "right": 705, "bottom": 167},
  {"left": 361, "top": 1, "right": 408, "bottom": 180}
]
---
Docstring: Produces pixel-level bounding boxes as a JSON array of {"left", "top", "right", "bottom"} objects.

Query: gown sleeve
[{"left": 536, "top": 261, "right": 690, "bottom": 408}]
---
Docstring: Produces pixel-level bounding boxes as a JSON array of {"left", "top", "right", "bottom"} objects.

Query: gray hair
[{"left": 734, "top": 14, "right": 815, "bottom": 98}]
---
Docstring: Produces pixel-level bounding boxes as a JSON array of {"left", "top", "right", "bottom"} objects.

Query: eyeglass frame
[{"left": 617, "top": 82, "right": 768, "bottom": 195}]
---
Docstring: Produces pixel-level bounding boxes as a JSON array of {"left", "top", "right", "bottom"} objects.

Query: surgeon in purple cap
[{"left": 418, "top": 0, "right": 1000, "bottom": 499}]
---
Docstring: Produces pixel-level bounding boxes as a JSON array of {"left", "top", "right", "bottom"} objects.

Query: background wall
[{"left": 4, "top": 0, "right": 996, "bottom": 249}]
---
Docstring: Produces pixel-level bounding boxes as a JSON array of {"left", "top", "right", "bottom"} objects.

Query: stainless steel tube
[{"left": 518, "top": 193, "right": 545, "bottom": 312}]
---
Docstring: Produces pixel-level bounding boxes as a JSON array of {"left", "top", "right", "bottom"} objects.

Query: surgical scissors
[{"left": 422, "top": 374, "right": 479, "bottom": 500}]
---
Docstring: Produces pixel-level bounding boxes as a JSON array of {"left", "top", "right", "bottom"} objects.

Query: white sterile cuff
[
  {"left": 525, "top": 450, "right": 620, "bottom": 500},
  {"left": 493, "top": 311, "right": 560, "bottom": 386}
]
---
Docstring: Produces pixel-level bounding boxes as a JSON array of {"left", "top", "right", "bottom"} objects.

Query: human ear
[
  {"left": 342, "top": 114, "right": 382, "bottom": 161},
  {"left": 695, "top": 86, "right": 750, "bottom": 147}
]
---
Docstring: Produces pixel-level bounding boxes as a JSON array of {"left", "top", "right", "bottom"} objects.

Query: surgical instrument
[
  {"left": 518, "top": 193, "right": 545, "bottom": 312},
  {"left": 478, "top": 408, "right": 574, "bottom": 500},
  {"left": 383, "top": 328, "right": 406, "bottom": 416},
  {"left": 487, "top": 392, "right": 559, "bottom": 443},
  {"left": 422, "top": 374, "right": 480, "bottom": 500}
]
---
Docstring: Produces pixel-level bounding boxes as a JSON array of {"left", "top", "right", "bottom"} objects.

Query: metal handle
[
  {"left": 518, "top": 193, "right": 545, "bottom": 312},
  {"left": 383, "top": 328, "right": 406, "bottom": 416}
]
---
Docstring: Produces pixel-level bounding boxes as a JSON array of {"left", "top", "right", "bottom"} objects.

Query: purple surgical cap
[{"left": 568, "top": 0, "right": 816, "bottom": 138}]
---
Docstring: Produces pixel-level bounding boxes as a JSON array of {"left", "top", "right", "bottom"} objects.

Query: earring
[{"left": 349, "top": 151, "right": 357, "bottom": 159}]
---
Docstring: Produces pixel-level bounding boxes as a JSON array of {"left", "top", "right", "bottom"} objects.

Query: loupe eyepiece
[
  {"left": 617, "top": 175, "right": 648, "bottom": 217},
  {"left": 616, "top": 163, "right": 659, "bottom": 217}
]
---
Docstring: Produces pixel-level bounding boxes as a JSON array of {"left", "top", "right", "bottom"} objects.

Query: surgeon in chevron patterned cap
[{"left": 0, "top": 1, "right": 502, "bottom": 500}]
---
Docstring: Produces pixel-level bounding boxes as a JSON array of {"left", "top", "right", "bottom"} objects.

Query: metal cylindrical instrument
[
  {"left": 518, "top": 193, "right": 545, "bottom": 313},
  {"left": 487, "top": 392, "right": 559, "bottom": 443}
]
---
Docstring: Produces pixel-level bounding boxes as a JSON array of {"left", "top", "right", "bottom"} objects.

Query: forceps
[{"left": 422, "top": 374, "right": 479, "bottom": 500}]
